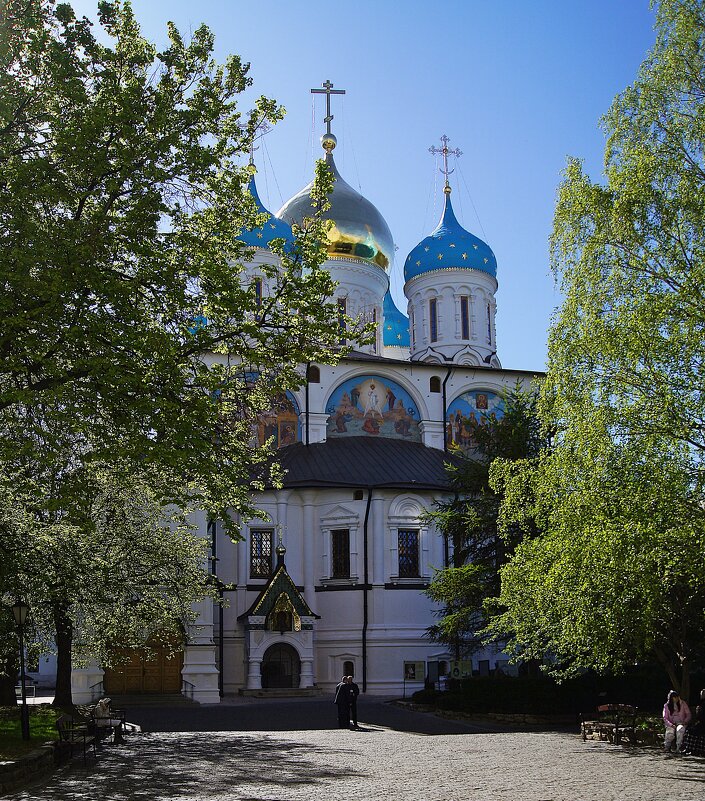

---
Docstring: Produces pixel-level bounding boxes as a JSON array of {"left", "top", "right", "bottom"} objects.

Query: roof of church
[
  {"left": 274, "top": 438, "right": 463, "bottom": 490},
  {"left": 238, "top": 562, "right": 318, "bottom": 620},
  {"left": 239, "top": 175, "right": 294, "bottom": 251},
  {"left": 404, "top": 193, "right": 497, "bottom": 282},
  {"left": 276, "top": 150, "right": 394, "bottom": 271},
  {"left": 382, "top": 291, "right": 410, "bottom": 348}
]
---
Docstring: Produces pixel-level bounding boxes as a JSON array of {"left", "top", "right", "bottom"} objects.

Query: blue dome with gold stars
[
  {"left": 239, "top": 175, "right": 294, "bottom": 251},
  {"left": 382, "top": 290, "right": 410, "bottom": 347},
  {"left": 404, "top": 193, "right": 496, "bottom": 282}
]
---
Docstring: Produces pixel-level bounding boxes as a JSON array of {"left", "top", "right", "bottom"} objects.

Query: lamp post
[{"left": 11, "top": 600, "right": 30, "bottom": 741}]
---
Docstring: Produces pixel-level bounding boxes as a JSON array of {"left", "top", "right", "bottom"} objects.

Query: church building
[{"left": 72, "top": 83, "right": 538, "bottom": 703}]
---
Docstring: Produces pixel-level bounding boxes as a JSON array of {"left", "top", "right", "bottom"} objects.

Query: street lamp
[{"left": 11, "top": 600, "right": 30, "bottom": 741}]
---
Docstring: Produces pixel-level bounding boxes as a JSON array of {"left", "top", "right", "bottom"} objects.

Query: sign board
[
  {"left": 403, "top": 661, "right": 425, "bottom": 682},
  {"left": 449, "top": 660, "right": 473, "bottom": 679}
]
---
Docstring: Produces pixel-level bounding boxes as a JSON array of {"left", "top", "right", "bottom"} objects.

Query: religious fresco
[
  {"left": 326, "top": 375, "right": 421, "bottom": 441},
  {"left": 254, "top": 391, "right": 301, "bottom": 449},
  {"left": 446, "top": 390, "right": 504, "bottom": 453}
]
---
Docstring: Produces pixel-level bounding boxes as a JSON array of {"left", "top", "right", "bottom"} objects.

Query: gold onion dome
[{"left": 276, "top": 138, "right": 394, "bottom": 271}]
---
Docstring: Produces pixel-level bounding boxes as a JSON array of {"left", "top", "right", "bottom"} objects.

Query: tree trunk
[
  {"left": 52, "top": 602, "right": 74, "bottom": 709},
  {"left": 0, "top": 632, "right": 19, "bottom": 705}
]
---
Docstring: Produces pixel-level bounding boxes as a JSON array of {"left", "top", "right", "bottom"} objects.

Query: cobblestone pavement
[{"left": 7, "top": 698, "right": 705, "bottom": 801}]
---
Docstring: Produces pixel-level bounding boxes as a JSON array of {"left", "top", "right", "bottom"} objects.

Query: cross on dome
[
  {"left": 311, "top": 79, "right": 346, "bottom": 151},
  {"left": 429, "top": 134, "right": 463, "bottom": 195}
]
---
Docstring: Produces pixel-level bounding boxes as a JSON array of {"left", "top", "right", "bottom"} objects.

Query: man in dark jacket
[
  {"left": 346, "top": 675, "right": 360, "bottom": 729},
  {"left": 333, "top": 676, "right": 351, "bottom": 728}
]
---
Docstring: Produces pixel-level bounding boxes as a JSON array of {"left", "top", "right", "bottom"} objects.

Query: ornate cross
[
  {"left": 311, "top": 80, "right": 346, "bottom": 136},
  {"left": 429, "top": 134, "right": 463, "bottom": 192}
]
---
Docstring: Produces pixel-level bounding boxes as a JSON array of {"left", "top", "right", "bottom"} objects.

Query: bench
[
  {"left": 56, "top": 715, "right": 97, "bottom": 764},
  {"left": 580, "top": 704, "right": 638, "bottom": 745}
]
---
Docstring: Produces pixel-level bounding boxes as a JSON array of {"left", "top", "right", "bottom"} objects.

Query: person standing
[
  {"left": 334, "top": 676, "right": 351, "bottom": 729},
  {"left": 346, "top": 675, "right": 360, "bottom": 729},
  {"left": 663, "top": 689, "right": 691, "bottom": 753}
]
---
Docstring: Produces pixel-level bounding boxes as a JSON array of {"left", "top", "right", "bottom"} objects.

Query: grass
[{"left": 0, "top": 705, "right": 61, "bottom": 760}]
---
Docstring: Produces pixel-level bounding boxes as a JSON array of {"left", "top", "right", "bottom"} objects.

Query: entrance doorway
[
  {"left": 261, "top": 643, "right": 300, "bottom": 689},
  {"left": 103, "top": 641, "right": 183, "bottom": 695}
]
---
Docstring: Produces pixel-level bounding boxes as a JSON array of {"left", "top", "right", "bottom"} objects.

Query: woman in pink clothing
[{"left": 663, "top": 689, "right": 691, "bottom": 753}]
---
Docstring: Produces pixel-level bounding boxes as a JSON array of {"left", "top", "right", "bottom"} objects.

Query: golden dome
[{"left": 276, "top": 151, "right": 394, "bottom": 271}]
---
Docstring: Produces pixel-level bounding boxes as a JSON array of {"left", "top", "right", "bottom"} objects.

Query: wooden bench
[
  {"left": 56, "top": 715, "right": 97, "bottom": 764},
  {"left": 580, "top": 704, "right": 638, "bottom": 745}
]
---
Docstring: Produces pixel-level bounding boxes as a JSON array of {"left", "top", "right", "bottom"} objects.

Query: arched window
[
  {"left": 429, "top": 376, "right": 441, "bottom": 393},
  {"left": 429, "top": 298, "right": 438, "bottom": 342},
  {"left": 307, "top": 364, "right": 320, "bottom": 383},
  {"left": 460, "top": 295, "right": 470, "bottom": 340}
]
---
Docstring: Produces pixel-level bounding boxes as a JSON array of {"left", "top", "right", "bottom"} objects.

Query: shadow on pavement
[
  {"left": 121, "top": 697, "right": 504, "bottom": 736},
  {"left": 9, "top": 733, "right": 360, "bottom": 801}
]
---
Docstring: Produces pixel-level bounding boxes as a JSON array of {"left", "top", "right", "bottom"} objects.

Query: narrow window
[
  {"left": 331, "top": 529, "right": 350, "bottom": 578},
  {"left": 371, "top": 307, "right": 377, "bottom": 353},
  {"left": 429, "top": 376, "right": 441, "bottom": 393},
  {"left": 398, "top": 529, "right": 420, "bottom": 577},
  {"left": 460, "top": 296, "right": 470, "bottom": 340},
  {"left": 429, "top": 298, "right": 438, "bottom": 342},
  {"left": 409, "top": 307, "right": 415, "bottom": 350},
  {"left": 353, "top": 489, "right": 364, "bottom": 501},
  {"left": 307, "top": 364, "right": 320, "bottom": 383},
  {"left": 250, "top": 529, "right": 273, "bottom": 578},
  {"left": 338, "top": 298, "right": 347, "bottom": 345},
  {"left": 486, "top": 302, "right": 492, "bottom": 344},
  {"left": 254, "top": 277, "right": 263, "bottom": 308}
]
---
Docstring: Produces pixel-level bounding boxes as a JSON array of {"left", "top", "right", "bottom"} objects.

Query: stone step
[
  {"left": 106, "top": 693, "right": 196, "bottom": 707},
  {"left": 238, "top": 687, "right": 324, "bottom": 698}
]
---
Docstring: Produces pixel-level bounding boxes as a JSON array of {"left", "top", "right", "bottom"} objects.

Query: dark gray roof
[{"left": 272, "top": 438, "right": 463, "bottom": 491}]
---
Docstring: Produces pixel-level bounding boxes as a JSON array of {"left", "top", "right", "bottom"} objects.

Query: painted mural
[
  {"left": 255, "top": 391, "right": 301, "bottom": 449},
  {"left": 446, "top": 390, "right": 504, "bottom": 453},
  {"left": 326, "top": 375, "right": 421, "bottom": 441}
]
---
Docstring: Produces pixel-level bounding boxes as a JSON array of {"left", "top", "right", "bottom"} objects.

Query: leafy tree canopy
[
  {"left": 489, "top": 0, "right": 705, "bottom": 698},
  {"left": 0, "top": 0, "right": 343, "bottom": 528}
]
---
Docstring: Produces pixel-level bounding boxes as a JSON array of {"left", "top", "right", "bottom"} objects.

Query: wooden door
[{"left": 104, "top": 643, "right": 183, "bottom": 694}]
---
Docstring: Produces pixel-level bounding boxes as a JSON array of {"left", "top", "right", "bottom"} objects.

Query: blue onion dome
[
  {"left": 239, "top": 175, "right": 294, "bottom": 251},
  {"left": 404, "top": 192, "right": 497, "bottom": 282},
  {"left": 382, "top": 290, "right": 410, "bottom": 347},
  {"left": 276, "top": 150, "right": 394, "bottom": 271}
]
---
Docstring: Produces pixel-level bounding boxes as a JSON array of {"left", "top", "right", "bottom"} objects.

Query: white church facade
[{"left": 71, "top": 87, "right": 538, "bottom": 704}]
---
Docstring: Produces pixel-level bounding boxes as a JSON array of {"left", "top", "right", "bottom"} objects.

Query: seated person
[
  {"left": 663, "top": 690, "right": 691, "bottom": 753},
  {"left": 682, "top": 689, "right": 705, "bottom": 756}
]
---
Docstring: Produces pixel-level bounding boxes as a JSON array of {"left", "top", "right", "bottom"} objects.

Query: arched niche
[
  {"left": 325, "top": 374, "right": 422, "bottom": 442},
  {"left": 446, "top": 389, "right": 505, "bottom": 454}
]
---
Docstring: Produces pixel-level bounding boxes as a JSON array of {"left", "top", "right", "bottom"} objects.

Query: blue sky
[{"left": 68, "top": 0, "right": 657, "bottom": 371}]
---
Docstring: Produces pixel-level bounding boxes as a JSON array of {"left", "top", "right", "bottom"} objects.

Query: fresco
[
  {"left": 326, "top": 375, "right": 421, "bottom": 441},
  {"left": 446, "top": 390, "right": 504, "bottom": 453},
  {"left": 255, "top": 391, "right": 301, "bottom": 449}
]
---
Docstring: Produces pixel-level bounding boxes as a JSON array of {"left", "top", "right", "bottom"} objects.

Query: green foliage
[
  {"left": 424, "top": 383, "right": 546, "bottom": 653},
  {"left": 489, "top": 0, "right": 705, "bottom": 698},
  {"left": 0, "top": 0, "right": 342, "bottom": 527}
]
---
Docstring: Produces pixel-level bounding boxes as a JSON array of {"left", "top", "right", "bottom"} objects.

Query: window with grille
[
  {"left": 338, "top": 298, "right": 347, "bottom": 344},
  {"left": 331, "top": 529, "right": 350, "bottom": 578},
  {"left": 250, "top": 529, "right": 273, "bottom": 578},
  {"left": 460, "top": 295, "right": 470, "bottom": 340},
  {"left": 398, "top": 529, "right": 420, "bottom": 577},
  {"left": 429, "top": 298, "right": 438, "bottom": 342}
]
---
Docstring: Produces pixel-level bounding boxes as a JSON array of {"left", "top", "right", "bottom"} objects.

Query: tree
[
  {"left": 0, "top": 0, "right": 343, "bottom": 527},
  {"left": 424, "top": 383, "right": 546, "bottom": 656},
  {"left": 487, "top": 0, "right": 705, "bottom": 698},
  {"left": 1, "top": 460, "right": 213, "bottom": 708}
]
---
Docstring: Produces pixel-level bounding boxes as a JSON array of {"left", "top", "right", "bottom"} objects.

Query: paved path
[{"left": 7, "top": 697, "right": 705, "bottom": 801}]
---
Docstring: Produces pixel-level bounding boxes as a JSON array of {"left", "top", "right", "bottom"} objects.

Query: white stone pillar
[
  {"left": 301, "top": 491, "right": 316, "bottom": 601},
  {"left": 300, "top": 658, "right": 314, "bottom": 688},
  {"left": 71, "top": 662, "right": 104, "bottom": 704},
  {"left": 371, "top": 492, "right": 386, "bottom": 585},
  {"left": 246, "top": 657, "right": 262, "bottom": 690}
]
